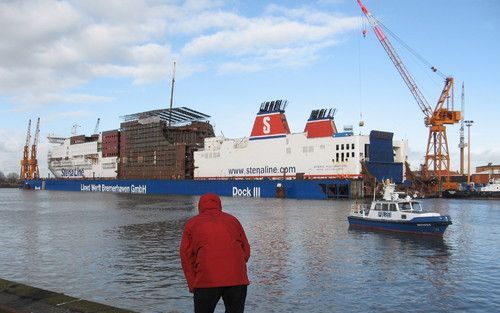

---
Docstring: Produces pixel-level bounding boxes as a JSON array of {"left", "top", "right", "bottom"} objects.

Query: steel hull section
[
  {"left": 24, "top": 178, "right": 352, "bottom": 200},
  {"left": 347, "top": 216, "right": 451, "bottom": 236}
]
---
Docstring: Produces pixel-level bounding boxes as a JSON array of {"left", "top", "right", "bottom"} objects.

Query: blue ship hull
[
  {"left": 24, "top": 178, "right": 352, "bottom": 200},
  {"left": 347, "top": 216, "right": 451, "bottom": 236}
]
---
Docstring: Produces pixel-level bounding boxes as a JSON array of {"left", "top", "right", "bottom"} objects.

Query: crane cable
[
  {"left": 377, "top": 19, "right": 447, "bottom": 80},
  {"left": 358, "top": 15, "right": 365, "bottom": 131}
]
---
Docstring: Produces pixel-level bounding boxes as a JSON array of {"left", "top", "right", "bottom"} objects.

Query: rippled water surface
[{"left": 0, "top": 189, "right": 499, "bottom": 312}]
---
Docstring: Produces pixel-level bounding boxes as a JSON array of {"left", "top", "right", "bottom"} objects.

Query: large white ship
[
  {"left": 47, "top": 132, "right": 118, "bottom": 179},
  {"left": 194, "top": 100, "right": 408, "bottom": 180},
  {"left": 46, "top": 101, "right": 408, "bottom": 186},
  {"left": 35, "top": 102, "right": 408, "bottom": 200}
]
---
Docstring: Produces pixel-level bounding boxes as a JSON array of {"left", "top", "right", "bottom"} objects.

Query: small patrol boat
[{"left": 348, "top": 182, "right": 452, "bottom": 236}]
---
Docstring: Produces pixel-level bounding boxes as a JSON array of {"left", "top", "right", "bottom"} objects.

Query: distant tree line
[{"left": 0, "top": 170, "right": 20, "bottom": 187}]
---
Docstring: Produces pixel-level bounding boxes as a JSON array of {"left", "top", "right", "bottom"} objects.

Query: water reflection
[
  {"left": 347, "top": 228, "right": 454, "bottom": 311},
  {"left": 246, "top": 202, "right": 291, "bottom": 309}
]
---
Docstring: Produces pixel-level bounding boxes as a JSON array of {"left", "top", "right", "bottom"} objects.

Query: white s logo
[{"left": 263, "top": 116, "right": 271, "bottom": 134}]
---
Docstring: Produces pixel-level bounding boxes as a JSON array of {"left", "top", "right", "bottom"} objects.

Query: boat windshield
[
  {"left": 411, "top": 202, "right": 423, "bottom": 212},
  {"left": 399, "top": 202, "right": 423, "bottom": 212},
  {"left": 400, "top": 202, "right": 412, "bottom": 211}
]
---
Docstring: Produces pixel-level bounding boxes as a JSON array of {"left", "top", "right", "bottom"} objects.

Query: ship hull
[
  {"left": 347, "top": 216, "right": 451, "bottom": 236},
  {"left": 24, "top": 178, "right": 354, "bottom": 200}
]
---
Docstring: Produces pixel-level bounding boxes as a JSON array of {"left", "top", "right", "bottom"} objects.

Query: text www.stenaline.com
[{"left": 228, "top": 166, "right": 296, "bottom": 175}]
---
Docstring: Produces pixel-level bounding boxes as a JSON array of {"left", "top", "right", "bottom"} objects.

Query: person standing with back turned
[{"left": 180, "top": 193, "right": 251, "bottom": 313}]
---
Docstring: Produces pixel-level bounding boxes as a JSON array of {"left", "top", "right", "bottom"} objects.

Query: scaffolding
[{"left": 118, "top": 108, "right": 214, "bottom": 179}]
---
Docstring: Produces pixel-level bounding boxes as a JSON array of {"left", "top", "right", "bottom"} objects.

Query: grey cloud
[{"left": 0, "top": 0, "right": 359, "bottom": 110}]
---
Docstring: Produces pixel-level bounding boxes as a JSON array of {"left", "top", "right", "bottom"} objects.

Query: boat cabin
[{"left": 371, "top": 201, "right": 422, "bottom": 212}]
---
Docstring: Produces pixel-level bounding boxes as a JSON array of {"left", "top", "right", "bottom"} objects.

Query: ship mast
[
  {"left": 169, "top": 61, "right": 176, "bottom": 127},
  {"left": 459, "top": 83, "right": 465, "bottom": 175}
]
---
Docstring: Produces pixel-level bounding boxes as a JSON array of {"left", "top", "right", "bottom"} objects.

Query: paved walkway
[{"left": 0, "top": 278, "right": 135, "bottom": 313}]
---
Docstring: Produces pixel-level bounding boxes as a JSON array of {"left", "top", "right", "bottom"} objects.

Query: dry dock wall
[{"left": 25, "top": 178, "right": 353, "bottom": 199}]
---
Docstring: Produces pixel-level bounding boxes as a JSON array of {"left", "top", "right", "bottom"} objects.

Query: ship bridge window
[
  {"left": 374, "top": 203, "right": 382, "bottom": 211},
  {"left": 336, "top": 144, "right": 339, "bottom": 150},
  {"left": 390, "top": 204, "right": 397, "bottom": 211},
  {"left": 352, "top": 143, "right": 355, "bottom": 149},
  {"left": 382, "top": 203, "right": 389, "bottom": 211},
  {"left": 400, "top": 203, "right": 412, "bottom": 211},
  {"left": 411, "top": 202, "right": 423, "bottom": 212},
  {"left": 351, "top": 152, "right": 355, "bottom": 158},
  {"left": 341, "top": 144, "right": 344, "bottom": 150}
]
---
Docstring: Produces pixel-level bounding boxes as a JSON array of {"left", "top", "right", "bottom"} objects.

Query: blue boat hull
[
  {"left": 347, "top": 216, "right": 451, "bottom": 236},
  {"left": 24, "top": 178, "right": 353, "bottom": 200}
]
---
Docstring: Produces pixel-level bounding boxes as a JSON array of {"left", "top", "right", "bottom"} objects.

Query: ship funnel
[
  {"left": 304, "top": 108, "right": 337, "bottom": 138},
  {"left": 250, "top": 99, "right": 291, "bottom": 140}
]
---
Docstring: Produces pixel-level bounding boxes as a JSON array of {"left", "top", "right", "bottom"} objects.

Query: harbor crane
[
  {"left": 28, "top": 118, "right": 40, "bottom": 179},
  {"left": 20, "top": 119, "right": 31, "bottom": 180},
  {"left": 357, "top": 0, "right": 461, "bottom": 187},
  {"left": 94, "top": 118, "right": 101, "bottom": 134}
]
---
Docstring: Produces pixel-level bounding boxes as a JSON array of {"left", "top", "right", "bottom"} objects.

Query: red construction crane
[
  {"left": 20, "top": 119, "right": 31, "bottom": 180},
  {"left": 28, "top": 117, "right": 40, "bottom": 179},
  {"left": 357, "top": 0, "right": 461, "bottom": 187}
]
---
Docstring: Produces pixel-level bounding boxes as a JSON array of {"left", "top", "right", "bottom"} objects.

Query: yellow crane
[
  {"left": 20, "top": 119, "right": 31, "bottom": 180},
  {"left": 28, "top": 118, "right": 40, "bottom": 179}
]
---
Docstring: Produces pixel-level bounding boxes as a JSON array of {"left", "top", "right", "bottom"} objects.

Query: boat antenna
[
  {"left": 373, "top": 177, "right": 377, "bottom": 202},
  {"left": 168, "top": 61, "right": 176, "bottom": 127}
]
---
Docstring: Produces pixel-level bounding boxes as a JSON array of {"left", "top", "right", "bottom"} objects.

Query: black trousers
[{"left": 193, "top": 285, "right": 247, "bottom": 313}]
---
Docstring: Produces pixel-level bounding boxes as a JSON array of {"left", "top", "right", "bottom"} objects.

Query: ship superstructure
[
  {"left": 194, "top": 100, "right": 407, "bottom": 182},
  {"left": 47, "top": 134, "right": 118, "bottom": 179}
]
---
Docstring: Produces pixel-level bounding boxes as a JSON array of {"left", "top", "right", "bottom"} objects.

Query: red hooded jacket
[{"left": 180, "top": 193, "right": 250, "bottom": 292}]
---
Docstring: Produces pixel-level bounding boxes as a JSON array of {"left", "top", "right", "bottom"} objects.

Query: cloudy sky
[{"left": 0, "top": 0, "right": 498, "bottom": 176}]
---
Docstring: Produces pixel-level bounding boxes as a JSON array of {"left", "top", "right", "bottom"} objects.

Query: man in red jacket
[{"left": 180, "top": 193, "right": 251, "bottom": 313}]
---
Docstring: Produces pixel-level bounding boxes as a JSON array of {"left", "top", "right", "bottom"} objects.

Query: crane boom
[
  {"left": 94, "top": 118, "right": 100, "bottom": 134},
  {"left": 25, "top": 119, "right": 32, "bottom": 148},
  {"left": 33, "top": 118, "right": 40, "bottom": 147},
  {"left": 20, "top": 119, "right": 32, "bottom": 180},
  {"left": 29, "top": 117, "right": 40, "bottom": 179},
  {"left": 357, "top": 0, "right": 433, "bottom": 118}
]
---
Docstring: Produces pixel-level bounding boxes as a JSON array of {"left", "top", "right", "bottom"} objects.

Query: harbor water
[{"left": 0, "top": 189, "right": 499, "bottom": 312}]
